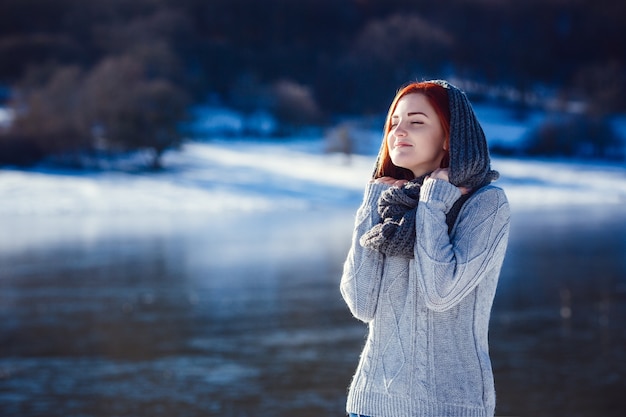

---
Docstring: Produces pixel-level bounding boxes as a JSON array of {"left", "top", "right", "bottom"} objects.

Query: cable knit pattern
[{"left": 340, "top": 179, "right": 510, "bottom": 417}]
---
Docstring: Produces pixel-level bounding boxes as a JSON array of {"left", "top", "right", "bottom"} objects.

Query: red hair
[{"left": 373, "top": 82, "right": 451, "bottom": 180}]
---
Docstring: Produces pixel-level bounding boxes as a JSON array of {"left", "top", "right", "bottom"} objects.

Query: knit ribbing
[{"left": 347, "top": 390, "right": 492, "bottom": 417}]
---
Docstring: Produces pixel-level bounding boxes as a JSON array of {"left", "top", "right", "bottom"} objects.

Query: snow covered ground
[
  {"left": 1, "top": 138, "right": 625, "bottom": 217},
  {"left": 2, "top": 100, "right": 626, "bottom": 218}
]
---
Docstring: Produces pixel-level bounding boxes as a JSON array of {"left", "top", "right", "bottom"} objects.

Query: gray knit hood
[
  {"left": 378, "top": 79, "right": 498, "bottom": 189},
  {"left": 431, "top": 80, "right": 498, "bottom": 188}
]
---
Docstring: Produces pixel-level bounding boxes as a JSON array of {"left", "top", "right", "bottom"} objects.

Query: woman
[{"left": 340, "top": 80, "right": 510, "bottom": 417}]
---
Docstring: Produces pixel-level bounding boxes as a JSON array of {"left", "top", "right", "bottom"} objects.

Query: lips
[{"left": 394, "top": 141, "right": 412, "bottom": 148}]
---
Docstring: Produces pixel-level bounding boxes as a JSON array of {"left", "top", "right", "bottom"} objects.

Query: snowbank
[{"left": 1, "top": 139, "right": 625, "bottom": 217}]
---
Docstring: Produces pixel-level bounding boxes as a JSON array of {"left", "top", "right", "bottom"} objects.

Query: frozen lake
[{"left": 0, "top": 204, "right": 625, "bottom": 417}]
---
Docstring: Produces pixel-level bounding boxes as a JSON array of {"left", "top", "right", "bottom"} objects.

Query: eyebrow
[{"left": 391, "top": 111, "right": 428, "bottom": 118}]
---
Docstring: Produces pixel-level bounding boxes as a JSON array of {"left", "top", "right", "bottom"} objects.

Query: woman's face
[{"left": 386, "top": 93, "right": 447, "bottom": 178}]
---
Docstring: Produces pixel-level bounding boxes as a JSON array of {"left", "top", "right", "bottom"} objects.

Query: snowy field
[
  {"left": 1, "top": 101, "right": 626, "bottom": 218},
  {"left": 1, "top": 138, "right": 625, "bottom": 218}
]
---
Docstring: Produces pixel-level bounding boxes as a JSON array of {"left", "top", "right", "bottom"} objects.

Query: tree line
[{"left": 0, "top": 0, "right": 624, "bottom": 166}]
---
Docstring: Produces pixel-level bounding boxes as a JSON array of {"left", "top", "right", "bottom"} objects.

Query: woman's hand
[
  {"left": 371, "top": 176, "right": 408, "bottom": 187},
  {"left": 428, "top": 168, "right": 471, "bottom": 195}
]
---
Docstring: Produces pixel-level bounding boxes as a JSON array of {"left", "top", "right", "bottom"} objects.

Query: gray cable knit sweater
[{"left": 340, "top": 178, "right": 510, "bottom": 417}]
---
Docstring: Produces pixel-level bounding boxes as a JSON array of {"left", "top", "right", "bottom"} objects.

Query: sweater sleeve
[
  {"left": 340, "top": 182, "right": 389, "bottom": 322},
  {"left": 414, "top": 178, "right": 510, "bottom": 312}
]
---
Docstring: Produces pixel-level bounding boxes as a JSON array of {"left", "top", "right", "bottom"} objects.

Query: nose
[{"left": 392, "top": 123, "right": 407, "bottom": 137}]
